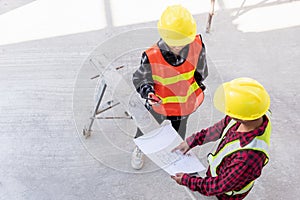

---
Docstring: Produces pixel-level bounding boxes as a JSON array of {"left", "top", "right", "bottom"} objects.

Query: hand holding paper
[
  {"left": 171, "top": 173, "right": 184, "bottom": 185},
  {"left": 133, "top": 124, "right": 205, "bottom": 176},
  {"left": 172, "top": 141, "right": 191, "bottom": 155}
]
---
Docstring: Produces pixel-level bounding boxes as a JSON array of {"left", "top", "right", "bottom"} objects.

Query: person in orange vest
[
  {"left": 131, "top": 5, "right": 208, "bottom": 170},
  {"left": 171, "top": 78, "right": 271, "bottom": 200}
]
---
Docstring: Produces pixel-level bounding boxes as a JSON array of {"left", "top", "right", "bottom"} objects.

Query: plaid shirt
[{"left": 182, "top": 115, "right": 269, "bottom": 200}]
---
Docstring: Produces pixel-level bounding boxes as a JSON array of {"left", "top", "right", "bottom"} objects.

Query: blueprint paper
[{"left": 134, "top": 124, "right": 205, "bottom": 175}]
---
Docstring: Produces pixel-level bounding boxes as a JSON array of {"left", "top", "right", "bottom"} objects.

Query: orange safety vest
[{"left": 145, "top": 36, "right": 204, "bottom": 116}]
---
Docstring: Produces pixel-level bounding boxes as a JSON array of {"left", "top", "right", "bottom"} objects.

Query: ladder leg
[{"left": 83, "top": 83, "right": 107, "bottom": 138}]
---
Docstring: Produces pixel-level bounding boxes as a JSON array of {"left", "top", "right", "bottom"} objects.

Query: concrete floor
[{"left": 0, "top": 1, "right": 300, "bottom": 200}]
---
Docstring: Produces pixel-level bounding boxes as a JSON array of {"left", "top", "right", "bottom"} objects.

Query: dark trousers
[{"left": 134, "top": 106, "right": 189, "bottom": 140}]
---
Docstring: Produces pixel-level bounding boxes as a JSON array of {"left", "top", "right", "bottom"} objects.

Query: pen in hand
[
  {"left": 145, "top": 93, "right": 161, "bottom": 104},
  {"left": 144, "top": 97, "right": 161, "bottom": 102}
]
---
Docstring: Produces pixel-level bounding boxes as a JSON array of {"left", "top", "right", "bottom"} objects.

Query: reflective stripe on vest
[
  {"left": 152, "top": 69, "right": 195, "bottom": 85},
  {"left": 146, "top": 36, "right": 204, "bottom": 116},
  {"left": 208, "top": 113, "right": 271, "bottom": 196},
  {"left": 159, "top": 81, "right": 200, "bottom": 103}
]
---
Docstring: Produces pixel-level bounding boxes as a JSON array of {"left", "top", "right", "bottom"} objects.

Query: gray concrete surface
[{"left": 0, "top": 1, "right": 300, "bottom": 200}]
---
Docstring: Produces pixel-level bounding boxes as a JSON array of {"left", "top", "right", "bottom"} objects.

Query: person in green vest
[{"left": 171, "top": 77, "right": 271, "bottom": 200}]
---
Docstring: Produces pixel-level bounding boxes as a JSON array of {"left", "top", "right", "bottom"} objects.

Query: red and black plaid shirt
[{"left": 181, "top": 115, "right": 269, "bottom": 200}]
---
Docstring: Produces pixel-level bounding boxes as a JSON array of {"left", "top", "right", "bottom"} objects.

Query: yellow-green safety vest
[{"left": 207, "top": 113, "right": 271, "bottom": 196}]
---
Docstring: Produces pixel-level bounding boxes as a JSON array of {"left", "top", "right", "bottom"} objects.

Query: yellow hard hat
[
  {"left": 214, "top": 78, "right": 270, "bottom": 120},
  {"left": 157, "top": 5, "right": 197, "bottom": 46}
]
